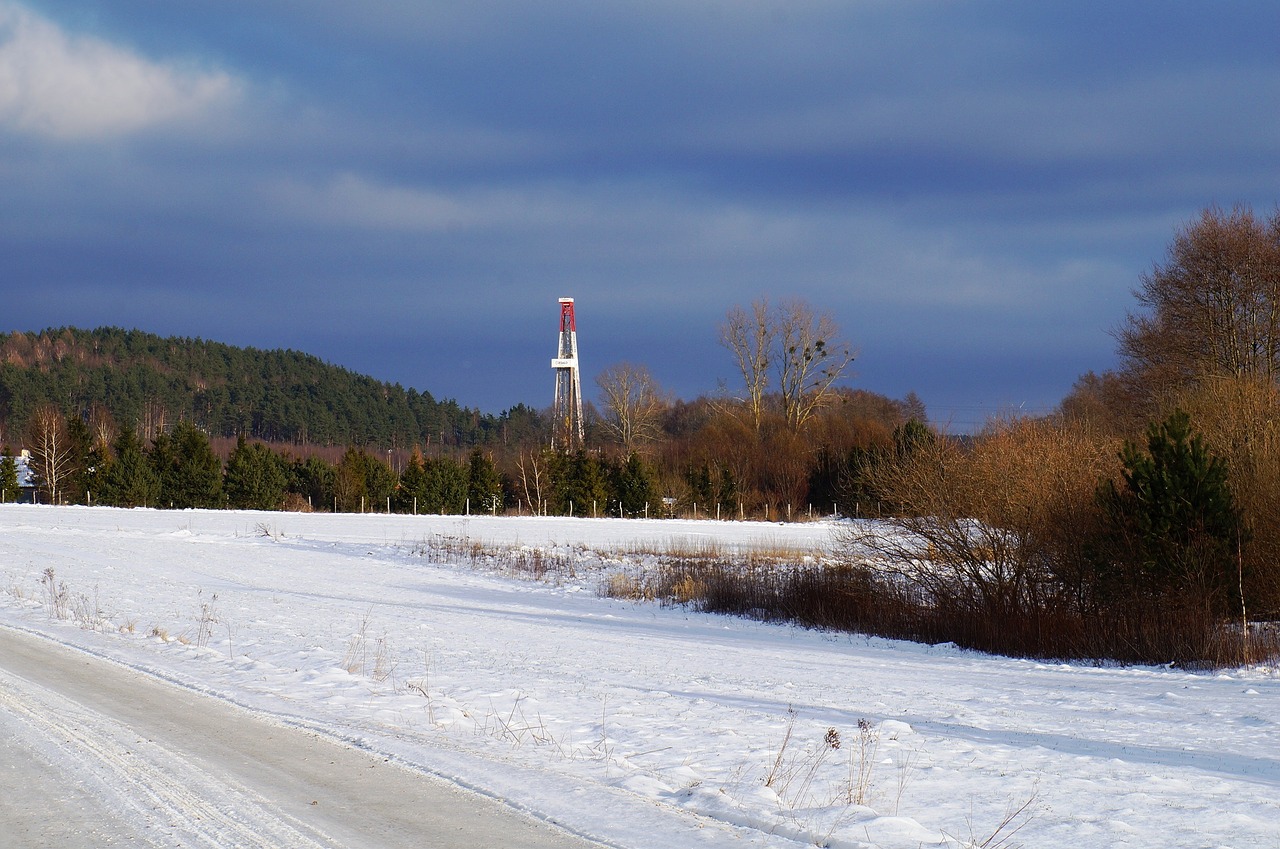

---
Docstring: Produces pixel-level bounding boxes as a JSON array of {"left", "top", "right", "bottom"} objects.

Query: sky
[{"left": 3, "top": 2, "right": 1279, "bottom": 431}]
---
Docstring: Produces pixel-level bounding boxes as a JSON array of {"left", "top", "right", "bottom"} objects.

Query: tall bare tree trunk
[
  {"left": 27, "top": 405, "right": 74, "bottom": 505},
  {"left": 720, "top": 299, "right": 774, "bottom": 433}
]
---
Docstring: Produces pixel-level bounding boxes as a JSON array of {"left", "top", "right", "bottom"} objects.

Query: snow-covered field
[{"left": 2, "top": 504, "right": 1277, "bottom": 848}]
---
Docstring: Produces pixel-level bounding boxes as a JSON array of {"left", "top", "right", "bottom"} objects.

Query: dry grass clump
[
  {"left": 342, "top": 608, "right": 396, "bottom": 682},
  {"left": 412, "top": 534, "right": 577, "bottom": 579}
]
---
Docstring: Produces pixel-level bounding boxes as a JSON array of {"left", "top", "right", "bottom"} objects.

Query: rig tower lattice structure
[{"left": 551, "top": 297, "right": 584, "bottom": 450}]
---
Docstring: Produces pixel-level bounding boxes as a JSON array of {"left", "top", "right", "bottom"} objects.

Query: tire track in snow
[
  {"left": 0, "top": 624, "right": 604, "bottom": 849},
  {"left": 0, "top": 667, "right": 339, "bottom": 849}
]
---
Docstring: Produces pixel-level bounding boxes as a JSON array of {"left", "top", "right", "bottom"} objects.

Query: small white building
[{"left": 2, "top": 449, "right": 36, "bottom": 502}]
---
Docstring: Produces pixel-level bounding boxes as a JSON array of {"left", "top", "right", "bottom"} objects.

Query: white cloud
[{"left": 0, "top": 1, "right": 238, "bottom": 140}]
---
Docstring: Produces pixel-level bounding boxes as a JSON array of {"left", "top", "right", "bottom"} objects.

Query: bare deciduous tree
[
  {"left": 776, "top": 298, "right": 856, "bottom": 431},
  {"left": 720, "top": 299, "right": 774, "bottom": 433},
  {"left": 596, "top": 362, "right": 667, "bottom": 452},
  {"left": 1173, "top": 375, "right": 1280, "bottom": 618},
  {"left": 516, "top": 449, "right": 548, "bottom": 514},
  {"left": 87, "top": 404, "right": 117, "bottom": 458},
  {"left": 721, "top": 297, "right": 855, "bottom": 433},
  {"left": 139, "top": 400, "right": 169, "bottom": 442},
  {"left": 27, "top": 405, "right": 75, "bottom": 504},
  {"left": 1118, "top": 205, "right": 1280, "bottom": 404}
]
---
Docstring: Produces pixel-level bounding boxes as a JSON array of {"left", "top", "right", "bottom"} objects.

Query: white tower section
[{"left": 551, "top": 298, "right": 585, "bottom": 450}]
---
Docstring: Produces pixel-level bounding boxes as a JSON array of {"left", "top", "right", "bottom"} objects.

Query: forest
[
  {"left": 0, "top": 326, "right": 533, "bottom": 448},
  {"left": 0, "top": 310, "right": 925, "bottom": 520}
]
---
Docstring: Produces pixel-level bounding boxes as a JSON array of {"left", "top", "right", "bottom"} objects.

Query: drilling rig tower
[{"left": 551, "top": 297, "right": 584, "bottom": 450}]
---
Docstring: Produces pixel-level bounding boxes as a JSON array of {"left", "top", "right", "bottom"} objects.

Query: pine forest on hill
[{"left": 0, "top": 327, "right": 535, "bottom": 448}]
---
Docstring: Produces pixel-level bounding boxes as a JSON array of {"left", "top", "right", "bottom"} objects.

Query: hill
[{"left": 0, "top": 327, "right": 539, "bottom": 448}]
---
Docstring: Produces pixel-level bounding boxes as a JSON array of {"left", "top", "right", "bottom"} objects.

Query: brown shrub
[
  {"left": 842, "top": 416, "right": 1118, "bottom": 623},
  {"left": 1174, "top": 376, "right": 1280, "bottom": 617}
]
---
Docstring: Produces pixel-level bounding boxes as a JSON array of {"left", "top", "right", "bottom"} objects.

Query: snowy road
[{"left": 0, "top": 625, "right": 599, "bottom": 849}]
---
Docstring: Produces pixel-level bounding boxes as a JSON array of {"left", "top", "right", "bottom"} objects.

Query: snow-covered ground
[{"left": 2, "top": 504, "right": 1277, "bottom": 848}]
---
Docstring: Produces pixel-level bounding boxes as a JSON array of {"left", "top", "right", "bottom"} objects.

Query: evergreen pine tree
[
  {"left": 422, "top": 456, "right": 468, "bottom": 513},
  {"left": 558, "top": 450, "right": 610, "bottom": 517},
  {"left": 1096, "top": 409, "right": 1243, "bottom": 612},
  {"left": 288, "top": 455, "right": 336, "bottom": 511},
  {"left": 333, "top": 448, "right": 370, "bottom": 512},
  {"left": 363, "top": 452, "right": 396, "bottom": 511},
  {"left": 225, "top": 435, "right": 288, "bottom": 511},
  {"left": 0, "top": 447, "right": 19, "bottom": 503},
  {"left": 466, "top": 448, "right": 503, "bottom": 514},
  {"left": 101, "top": 428, "right": 160, "bottom": 508},
  {"left": 153, "top": 421, "right": 223, "bottom": 509},
  {"left": 716, "top": 467, "right": 738, "bottom": 514},
  {"left": 893, "top": 418, "right": 935, "bottom": 459},
  {"left": 613, "top": 452, "right": 658, "bottom": 517},
  {"left": 684, "top": 463, "right": 714, "bottom": 512},
  {"left": 394, "top": 450, "right": 428, "bottom": 513},
  {"left": 63, "top": 413, "right": 95, "bottom": 504}
]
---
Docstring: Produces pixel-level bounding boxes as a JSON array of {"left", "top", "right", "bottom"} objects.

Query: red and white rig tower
[{"left": 551, "top": 297, "right": 585, "bottom": 450}]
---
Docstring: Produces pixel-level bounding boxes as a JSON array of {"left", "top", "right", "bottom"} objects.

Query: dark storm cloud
[{"left": 5, "top": 1, "right": 1280, "bottom": 426}]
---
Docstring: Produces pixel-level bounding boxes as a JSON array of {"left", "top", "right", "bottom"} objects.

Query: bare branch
[
  {"left": 720, "top": 299, "right": 774, "bottom": 433},
  {"left": 775, "top": 299, "right": 856, "bottom": 431},
  {"left": 595, "top": 362, "right": 668, "bottom": 452}
]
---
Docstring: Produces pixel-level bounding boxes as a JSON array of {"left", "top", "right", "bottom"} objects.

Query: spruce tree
[
  {"left": 466, "top": 448, "right": 503, "bottom": 514},
  {"left": 225, "top": 435, "right": 287, "bottom": 511},
  {"left": 63, "top": 413, "right": 95, "bottom": 504},
  {"left": 558, "top": 450, "right": 609, "bottom": 517},
  {"left": 1096, "top": 409, "right": 1242, "bottom": 612},
  {"left": 423, "top": 456, "right": 468, "bottom": 513},
  {"left": 684, "top": 463, "right": 714, "bottom": 512},
  {"left": 716, "top": 467, "right": 738, "bottom": 514},
  {"left": 333, "top": 448, "right": 370, "bottom": 512},
  {"left": 394, "top": 450, "right": 428, "bottom": 513},
  {"left": 613, "top": 453, "right": 658, "bottom": 517},
  {"left": 893, "top": 418, "right": 934, "bottom": 459},
  {"left": 0, "top": 448, "right": 19, "bottom": 503},
  {"left": 363, "top": 452, "right": 396, "bottom": 511},
  {"left": 289, "top": 455, "right": 335, "bottom": 511},
  {"left": 153, "top": 421, "right": 223, "bottom": 509},
  {"left": 101, "top": 428, "right": 160, "bottom": 508}
]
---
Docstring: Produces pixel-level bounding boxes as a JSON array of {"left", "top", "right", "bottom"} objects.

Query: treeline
[
  {"left": 7, "top": 382, "right": 920, "bottom": 520},
  {"left": 4, "top": 410, "right": 665, "bottom": 517},
  {"left": 625, "top": 375, "right": 1280, "bottom": 667},
  {"left": 803, "top": 205, "right": 1280, "bottom": 666},
  {"left": 0, "top": 326, "right": 535, "bottom": 447},
  {"left": 3, "top": 310, "right": 926, "bottom": 518}
]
